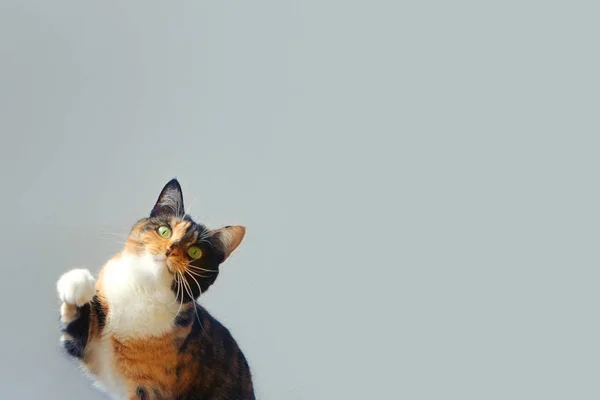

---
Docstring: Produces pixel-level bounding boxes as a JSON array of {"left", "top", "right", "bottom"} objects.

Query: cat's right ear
[
  {"left": 150, "top": 178, "right": 185, "bottom": 218},
  {"left": 214, "top": 225, "right": 246, "bottom": 262}
]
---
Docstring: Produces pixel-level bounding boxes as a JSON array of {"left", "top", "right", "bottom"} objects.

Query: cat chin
[
  {"left": 153, "top": 253, "right": 167, "bottom": 262},
  {"left": 121, "top": 251, "right": 170, "bottom": 278},
  {"left": 153, "top": 254, "right": 169, "bottom": 270}
]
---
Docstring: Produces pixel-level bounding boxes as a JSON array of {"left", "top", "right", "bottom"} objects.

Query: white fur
[
  {"left": 58, "top": 253, "right": 182, "bottom": 400},
  {"left": 57, "top": 269, "right": 96, "bottom": 306},
  {"left": 102, "top": 252, "right": 180, "bottom": 337},
  {"left": 91, "top": 252, "right": 181, "bottom": 399},
  {"left": 87, "top": 339, "right": 128, "bottom": 400}
]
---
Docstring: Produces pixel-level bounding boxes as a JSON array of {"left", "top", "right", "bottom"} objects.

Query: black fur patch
[
  {"left": 136, "top": 386, "right": 147, "bottom": 400},
  {"left": 63, "top": 303, "right": 90, "bottom": 359},
  {"left": 174, "top": 306, "right": 194, "bottom": 327},
  {"left": 91, "top": 295, "right": 106, "bottom": 330},
  {"left": 179, "top": 304, "right": 205, "bottom": 354},
  {"left": 62, "top": 338, "right": 85, "bottom": 359}
]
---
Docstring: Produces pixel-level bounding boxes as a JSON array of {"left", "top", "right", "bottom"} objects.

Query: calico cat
[{"left": 56, "top": 179, "right": 255, "bottom": 400}]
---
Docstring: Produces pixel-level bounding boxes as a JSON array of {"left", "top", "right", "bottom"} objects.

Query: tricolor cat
[{"left": 56, "top": 179, "right": 255, "bottom": 400}]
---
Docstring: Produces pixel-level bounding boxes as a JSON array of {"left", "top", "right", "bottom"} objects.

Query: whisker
[
  {"left": 198, "top": 229, "right": 215, "bottom": 239},
  {"left": 99, "top": 232, "right": 130, "bottom": 239},
  {"left": 96, "top": 232, "right": 128, "bottom": 247},
  {"left": 184, "top": 270, "right": 203, "bottom": 299},
  {"left": 180, "top": 275, "right": 194, "bottom": 301},
  {"left": 174, "top": 274, "right": 186, "bottom": 320},
  {"left": 199, "top": 229, "right": 215, "bottom": 238},
  {"left": 182, "top": 271, "right": 211, "bottom": 340},
  {"left": 185, "top": 269, "right": 212, "bottom": 279},
  {"left": 186, "top": 197, "right": 197, "bottom": 217},
  {"left": 170, "top": 274, "right": 181, "bottom": 305},
  {"left": 197, "top": 230, "right": 215, "bottom": 242},
  {"left": 187, "top": 265, "right": 218, "bottom": 273}
]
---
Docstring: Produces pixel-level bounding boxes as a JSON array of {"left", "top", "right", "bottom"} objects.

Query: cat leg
[{"left": 57, "top": 268, "right": 97, "bottom": 359}]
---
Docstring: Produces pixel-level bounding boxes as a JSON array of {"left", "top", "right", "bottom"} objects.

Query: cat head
[{"left": 125, "top": 179, "right": 245, "bottom": 301}]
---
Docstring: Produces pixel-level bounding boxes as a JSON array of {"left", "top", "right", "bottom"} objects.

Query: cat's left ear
[
  {"left": 151, "top": 178, "right": 185, "bottom": 218},
  {"left": 214, "top": 225, "right": 246, "bottom": 262}
]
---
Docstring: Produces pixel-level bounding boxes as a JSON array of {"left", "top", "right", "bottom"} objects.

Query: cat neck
[{"left": 100, "top": 251, "right": 181, "bottom": 338}]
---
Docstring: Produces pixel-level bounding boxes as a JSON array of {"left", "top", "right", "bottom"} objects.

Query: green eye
[
  {"left": 187, "top": 246, "right": 202, "bottom": 259},
  {"left": 157, "top": 226, "right": 172, "bottom": 238}
]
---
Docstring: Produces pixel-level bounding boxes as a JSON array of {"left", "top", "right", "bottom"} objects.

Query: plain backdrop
[{"left": 0, "top": 1, "right": 599, "bottom": 399}]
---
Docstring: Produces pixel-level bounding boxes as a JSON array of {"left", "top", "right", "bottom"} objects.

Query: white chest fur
[
  {"left": 102, "top": 252, "right": 180, "bottom": 337},
  {"left": 88, "top": 253, "right": 180, "bottom": 400}
]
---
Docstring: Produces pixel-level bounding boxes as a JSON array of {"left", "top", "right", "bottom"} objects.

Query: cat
[{"left": 56, "top": 179, "right": 255, "bottom": 400}]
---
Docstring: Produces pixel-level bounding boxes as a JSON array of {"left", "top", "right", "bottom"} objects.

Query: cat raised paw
[{"left": 57, "top": 269, "right": 96, "bottom": 306}]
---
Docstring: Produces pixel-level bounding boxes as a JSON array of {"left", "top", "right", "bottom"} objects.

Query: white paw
[{"left": 56, "top": 269, "right": 96, "bottom": 306}]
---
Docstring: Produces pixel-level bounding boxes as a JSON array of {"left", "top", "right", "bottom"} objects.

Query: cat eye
[
  {"left": 157, "top": 226, "right": 172, "bottom": 239},
  {"left": 187, "top": 246, "right": 202, "bottom": 259}
]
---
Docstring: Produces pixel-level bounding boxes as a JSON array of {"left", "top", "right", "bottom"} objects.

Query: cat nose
[{"left": 166, "top": 248, "right": 172, "bottom": 256}]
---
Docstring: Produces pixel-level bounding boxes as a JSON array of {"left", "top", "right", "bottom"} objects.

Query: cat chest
[
  {"left": 94, "top": 297, "right": 182, "bottom": 398},
  {"left": 102, "top": 259, "right": 181, "bottom": 338},
  {"left": 114, "top": 335, "right": 179, "bottom": 395},
  {"left": 106, "top": 294, "right": 180, "bottom": 337},
  {"left": 89, "top": 334, "right": 180, "bottom": 400}
]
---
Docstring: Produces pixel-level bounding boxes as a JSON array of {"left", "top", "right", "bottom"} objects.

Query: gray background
[{"left": 0, "top": 1, "right": 598, "bottom": 399}]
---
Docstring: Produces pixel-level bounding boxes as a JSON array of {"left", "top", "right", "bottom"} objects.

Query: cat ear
[
  {"left": 214, "top": 225, "right": 246, "bottom": 262},
  {"left": 150, "top": 179, "right": 185, "bottom": 218}
]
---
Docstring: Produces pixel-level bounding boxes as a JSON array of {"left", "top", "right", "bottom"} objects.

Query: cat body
[{"left": 57, "top": 179, "right": 255, "bottom": 400}]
